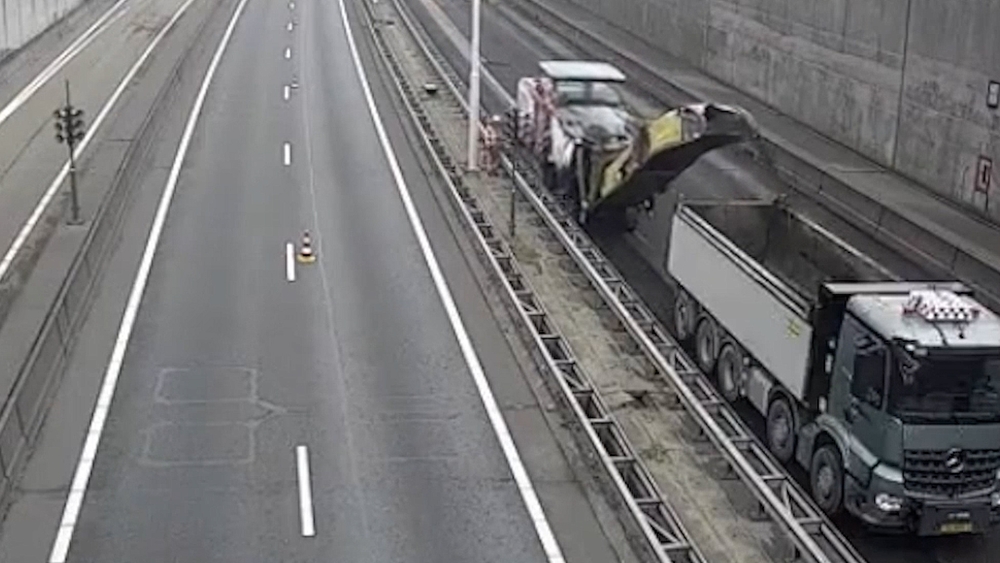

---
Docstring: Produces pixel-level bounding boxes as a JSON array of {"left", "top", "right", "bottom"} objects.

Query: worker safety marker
[{"left": 297, "top": 231, "right": 316, "bottom": 263}]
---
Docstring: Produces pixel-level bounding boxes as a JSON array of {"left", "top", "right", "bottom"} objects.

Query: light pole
[
  {"left": 54, "top": 80, "right": 85, "bottom": 225},
  {"left": 465, "top": 0, "right": 482, "bottom": 171}
]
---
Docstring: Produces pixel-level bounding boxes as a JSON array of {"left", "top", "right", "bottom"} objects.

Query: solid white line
[
  {"left": 0, "top": 0, "right": 129, "bottom": 128},
  {"left": 295, "top": 445, "right": 316, "bottom": 536},
  {"left": 286, "top": 242, "right": 296, "bottom": 281},
  {"left": 285, "top": 46, "right": 292, "bottom": 59},
  {"left": 46, "top": 0, "right": 252, "bottom": 558},
  {"left": 284, "top": 85, "right": 290, "bottom": 101},
  {"left": 284, "top": 142, "right": 292, "bottom": 165},
  {"left": 0, "top": 0, "right": 199, "bottom": 288},
  {"left": 336, "top": 1, "right": 565, "bottom": 561}
]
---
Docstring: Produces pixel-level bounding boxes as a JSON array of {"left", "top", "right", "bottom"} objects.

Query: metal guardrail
[
  {"left": 375, "top": 1, "right": 868, "bottom": 562},
  {"left": 0, "top": 0, "right": 228, "bottom": 509},
  {"left": 504, "top": 0, "right": 1000, "bottom": 315},
  {"left": 360, "top": 3, "right": 706, "bottom": 562}
]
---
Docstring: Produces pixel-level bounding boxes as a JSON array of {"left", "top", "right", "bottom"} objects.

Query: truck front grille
[{"left": 904, "top": 449, "right": 1000, "bottom": 497}]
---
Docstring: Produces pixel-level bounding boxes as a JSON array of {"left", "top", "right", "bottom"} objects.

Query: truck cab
[{"left": 803, "top": 284, "right": 1000, "bottom": 535}]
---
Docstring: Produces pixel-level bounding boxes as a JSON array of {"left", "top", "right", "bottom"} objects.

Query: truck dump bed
[
  {"left": 686, "top": 200, "right": 891, "bottom": 306},
  {"left": 667, "top": 199, "right": 893, "bottom": 401}
]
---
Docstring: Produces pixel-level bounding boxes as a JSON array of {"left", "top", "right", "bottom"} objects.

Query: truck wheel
[
  {"left": 673, "top": 290, "right": 696, "bottom": 342},
  {"left": 715, "top": 343, "right": 742, "bottom": 403},
  {"left": 694, "top": 317, "right": 718, "bottom": 373},
  {"left": 766, "top": 396, "right": 796, "bottom": 463},
  {"left": 810, "top": 444, "right": 844, "bottom": 517}
]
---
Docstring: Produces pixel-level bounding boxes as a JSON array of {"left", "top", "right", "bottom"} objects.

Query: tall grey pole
[{"left": 466, "top": 0, "right": 481, "bottom": 171}]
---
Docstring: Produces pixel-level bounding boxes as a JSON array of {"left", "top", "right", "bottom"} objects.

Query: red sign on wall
[{"left": 976, "top": 156, "right": 993, "bottom": 193}]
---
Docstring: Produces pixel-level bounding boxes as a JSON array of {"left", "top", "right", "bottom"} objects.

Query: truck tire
[
  {"left": 715, "top": 342, "right": 742, "bottom": 403},
  {"left": 810, "top": 444, "right": 844, "bottom": 517},
  {"left": 694, "top": 317, "right": 719, "bottom": 373},
  {"left": 673, "top": 290, "right": 696, "bottom": 342},
  {"left": 766, "top": 396, "right": 797, "bottom": 463}
]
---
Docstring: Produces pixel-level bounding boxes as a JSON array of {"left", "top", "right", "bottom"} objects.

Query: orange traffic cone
[{"left": 297, "top": 231, "right": 316, "bottom": 263}]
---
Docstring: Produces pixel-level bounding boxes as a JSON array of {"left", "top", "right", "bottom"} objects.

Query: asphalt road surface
[
  {"left": 0, "top": 0, "right": 633, "bottom": 559},
  {"left": 398, "top": 0, "right": 1000, "bottom": 562}
]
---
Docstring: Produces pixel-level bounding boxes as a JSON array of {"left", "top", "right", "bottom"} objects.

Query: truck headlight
[
  {"left": 875, "top": 493, "right": 903, "bottom": 512},
  {"left": 992, "top": 491, "right": 1000, "bottom": 507}
]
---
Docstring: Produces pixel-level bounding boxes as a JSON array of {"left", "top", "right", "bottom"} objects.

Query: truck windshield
[
  {"left": 554, "top": 81, "right": 622, "bottom": 107},
  {"left": 888, "top": 349, "right": 1000, "bottom": 423}
]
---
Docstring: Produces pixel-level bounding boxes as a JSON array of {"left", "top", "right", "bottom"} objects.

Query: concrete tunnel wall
[
  {"left": 0, "top": 0, "right": 81, "bottom": 58},
  {"left": 564, "top": 0, "right": 1000, "bottom": 220}
]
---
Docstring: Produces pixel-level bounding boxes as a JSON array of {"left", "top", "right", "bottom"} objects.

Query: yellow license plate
[{"left": 939, "top": 521, "right": 973, "bottom": 534}]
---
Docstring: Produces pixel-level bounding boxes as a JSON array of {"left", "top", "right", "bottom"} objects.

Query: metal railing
[
  {"left": 0, "top": 0, "right": 229, "bottom": 508},
  {"left": 361, "top": 2, "right": 708, "bottom": 561},
  {"left": 370, "top": 1, "right": 868, "bottom": 562}
]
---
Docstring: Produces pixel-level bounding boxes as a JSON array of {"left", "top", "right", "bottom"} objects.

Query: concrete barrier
[
  {"left": 0, "top": 0, "right": 229, "bottom": 512},
  {"left": 0, "top": 0, "right": 81, "bottom": 58}
]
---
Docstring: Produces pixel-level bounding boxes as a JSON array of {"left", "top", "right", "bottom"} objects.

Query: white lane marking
[
  {"left": 289, "top": 1, "right": 295, "bottom": 9},
  {"left": 0, "top": 0, "right": 199, "bottom": 288},
  {"left": 0, "top": 0, "right": 129, "bottom": 128},
  {"left": 287, "top": 20, "right": 294, "bottom": 31},
  {"left": 284, "top": 142, "right": 292, "bottom": 166},
  {"left": 337, "top": 1, "right": 565, "bottom": 561},
  {"left": 286, "top": 242, "right": 296, "bottom": 282},
  {"left": 284, "top": 84, "right": 291, "bottom": 101},
  {"left": 285, "top": 46, "right": 292, "bottom": 59},
  {"left": 46, "top": 0, "right": 252, "bottom": 558},
  {"left": 295, "top": 445, "right": 316, "bottom": 537}
]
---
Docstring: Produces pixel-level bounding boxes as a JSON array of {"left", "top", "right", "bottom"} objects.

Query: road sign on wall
[{"left": 976, "top": 156, "right": 993, "bottom": 193}]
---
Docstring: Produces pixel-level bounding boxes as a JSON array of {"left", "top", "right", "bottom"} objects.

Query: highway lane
[
  {"left": 44, "top": 0, "right": 618, "bottom": 558},
  {"left": 400, "top": 1, "right": 1000, "bottom": 562}
]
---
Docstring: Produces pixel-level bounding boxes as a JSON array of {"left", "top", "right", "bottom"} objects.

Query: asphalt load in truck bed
[{"left": 373, "top": 4, "right": 798, "bottom": 563}]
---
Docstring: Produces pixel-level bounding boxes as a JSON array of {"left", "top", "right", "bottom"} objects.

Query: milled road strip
[
  {"left": 0, "top": 0, "right": 129, "bottom": 127},
  {"left": 46, "top": 0, "right": 252, "bottom": 558},
  {"left": 0, "top": 0, "right": 202, "bottom": 287},
  {"left": 296, "top": 445, "right": 316, "bottom": 537},
  {"left": 336, "top": 0, "right": 565, "bottom": 560}
]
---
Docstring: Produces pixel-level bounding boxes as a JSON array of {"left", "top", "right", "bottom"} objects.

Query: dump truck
[
  {"left": 667, "top": 198, "right": 1000, "bottom": 535},
  {"left": 515, "top": 60, "right": 757, "bottom": 227}
]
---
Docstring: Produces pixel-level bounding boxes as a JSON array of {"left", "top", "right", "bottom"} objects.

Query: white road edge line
[
  {"left": 0, "top": 0, "right": 129, "bottom": 127},
  {"left": 284, "top": 142, "right": 292, "bottom": 165},
  {"left": 46, "top": 0, "right": 252, "bottom": 558},
  {"left": 284, "top": 84, "right": 290, "bottom": 101},
  {"left": 0, "top": 0, "right": 199, "bottom": 288},
  {"left": 295, "top": 445, "right": 316, "bottom": 537},
  {"left": 286, "top": 242, "right": 296, "bottom": 282},
  {"left": 336, "top": 0, "right": 565, "bottom": 561}
]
